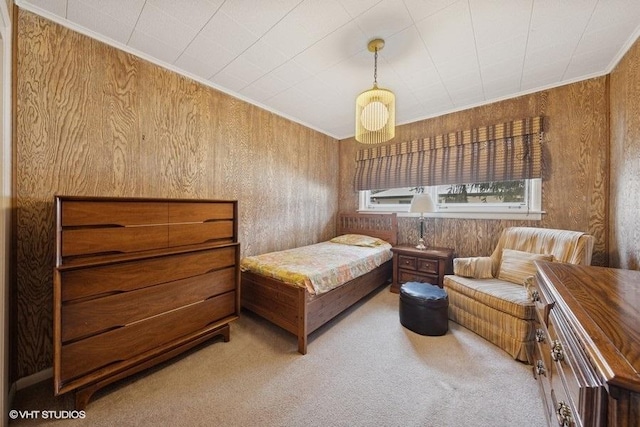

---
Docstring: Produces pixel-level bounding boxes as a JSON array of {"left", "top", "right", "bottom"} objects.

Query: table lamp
[{"left": 409, "top": 193, "right": 435, "bottom": 250}]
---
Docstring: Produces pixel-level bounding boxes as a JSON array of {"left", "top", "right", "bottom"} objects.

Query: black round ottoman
[{"left": 399, "top": 282, "right": 449, "bottom": 336}]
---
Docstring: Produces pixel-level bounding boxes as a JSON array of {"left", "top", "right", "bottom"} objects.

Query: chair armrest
[{"left": 453, "top": 256, "right": 493, "bottom": 278}]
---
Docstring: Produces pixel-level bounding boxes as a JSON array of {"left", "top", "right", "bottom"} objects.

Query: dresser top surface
[
  {"left": 536, "top": 261, "right": 640, "bottom": 391},
  {"left": 391, "top": 246, "right": 454, "bottom": 258}
]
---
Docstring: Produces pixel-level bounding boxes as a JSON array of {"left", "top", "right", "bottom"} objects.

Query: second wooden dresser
[
  {"left": 531, "top": 261, "right": 640, "bottom": 427},
  {"left": 54, "top": 196, "right": 240, "bottom": 409}
]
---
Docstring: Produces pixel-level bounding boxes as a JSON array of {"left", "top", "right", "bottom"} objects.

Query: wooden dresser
[
  {"left": 53, "top": 196, "right": 240, "bottom": 409},
  {"left": 532, "top": 261, "right": 640, "bottom": 427}
]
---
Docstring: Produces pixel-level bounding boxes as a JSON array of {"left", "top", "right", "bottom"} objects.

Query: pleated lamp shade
[{"left": 355, "top": 84, "right": 395, "bottom": 144}]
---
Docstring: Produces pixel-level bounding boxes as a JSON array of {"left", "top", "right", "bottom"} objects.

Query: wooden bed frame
[{"left": 241, "top": 212, "right": 398, "bottom": 354}]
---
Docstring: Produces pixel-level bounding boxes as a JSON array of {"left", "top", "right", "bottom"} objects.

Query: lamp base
[{"left": 415, "top": 238, "right": 426, "bottom": 250}]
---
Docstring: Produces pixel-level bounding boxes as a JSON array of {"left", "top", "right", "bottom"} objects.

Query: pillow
[
  {"left": 453, "top": 256, "right": 493, "bottom": 279},
  {"left": 330, "top": 234, "right": 386, "bottom": 247},
  {"left": 498, "top": 249, "right": 553, "bottom": 285}
]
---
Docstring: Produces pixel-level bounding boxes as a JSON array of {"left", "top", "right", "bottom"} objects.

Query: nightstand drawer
[
  {"left": 398, "top": 255, "right": 417, "bottom": 270},
  {"left": 399, "top": 271, "right": 439, "bottom": 286},
  {"left": 417, "top": 259, "right": 438, "bottom": 274}
]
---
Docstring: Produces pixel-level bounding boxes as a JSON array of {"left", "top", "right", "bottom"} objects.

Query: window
[
  {"left": 354, "top": 117, "right": 545, "bottom": 219},
  {"left": 360, "top": 179, "right": 542, "bottom": 220}
]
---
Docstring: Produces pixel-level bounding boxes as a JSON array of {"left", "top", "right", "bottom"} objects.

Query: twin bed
[{"left": 240, "top": 212, "right": 398, "bottom": 354}]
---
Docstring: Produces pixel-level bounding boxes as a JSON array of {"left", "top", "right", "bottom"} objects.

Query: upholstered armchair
[{"left": 443, "top": 227, "right": 594, "bottom": 363}]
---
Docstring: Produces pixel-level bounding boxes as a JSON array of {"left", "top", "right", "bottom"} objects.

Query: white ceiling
[{"left": 16, "top": 0, "right": 640, "bottom": 140}]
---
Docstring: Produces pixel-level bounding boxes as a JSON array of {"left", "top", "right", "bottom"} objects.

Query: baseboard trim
[{"left": 16, "top": 368, "right": 52, "bottom": 390}]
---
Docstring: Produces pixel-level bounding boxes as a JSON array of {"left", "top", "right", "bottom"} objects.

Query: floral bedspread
[{"left": 240, "top": 241, "right": 393, "bottom": 295}]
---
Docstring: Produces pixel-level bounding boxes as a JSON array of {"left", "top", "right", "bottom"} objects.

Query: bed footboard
[
  {"left": 306, "top": 260, "right": 391, "bottom": 334},
  {"left": 241, "top": 260, "right": 391, "bottom": 354},
  {"left": 240, "top": 271, "right": 306, "bottom": 338}
]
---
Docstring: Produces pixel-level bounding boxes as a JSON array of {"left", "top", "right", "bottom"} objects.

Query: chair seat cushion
[{"left": 443, "top": 275, "right": 535, "bottom": 320}]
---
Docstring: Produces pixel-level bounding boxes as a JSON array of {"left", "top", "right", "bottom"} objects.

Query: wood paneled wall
[
  {"left": 15, "top": 8, "right": 636, "bottom": 380},
  {"left": 610, "top": 37, "right": 640, "bottom": 269},
  {"left": 340, "top": 78, "right": 609, "bottom": 265},
  {"left": 14, "top": 11, "right": 338, "bottom": 378}
]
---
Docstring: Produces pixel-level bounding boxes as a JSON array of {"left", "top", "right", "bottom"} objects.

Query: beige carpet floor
[{"left": 10, "top": 285, "right": 547, "bottom": 426}]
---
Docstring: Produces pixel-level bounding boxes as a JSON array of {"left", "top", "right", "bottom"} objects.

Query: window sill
[{"left": 358, "top": 209, "right": 544, "bottom": 221}]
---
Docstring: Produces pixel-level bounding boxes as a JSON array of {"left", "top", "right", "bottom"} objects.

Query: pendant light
[{"left": 355, "top": 38, "right": 395, "bottom": 144}]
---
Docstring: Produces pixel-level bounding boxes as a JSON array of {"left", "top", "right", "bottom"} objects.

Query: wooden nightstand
[{"left": 390, "top": 246, "right": 454, "bottom": 293}]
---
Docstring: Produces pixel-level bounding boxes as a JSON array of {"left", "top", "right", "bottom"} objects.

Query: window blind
[{"left": 354, "top": 116, "right": 543, "bottom": 191}]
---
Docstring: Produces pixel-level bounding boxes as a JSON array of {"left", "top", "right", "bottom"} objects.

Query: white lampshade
[{"left": 409, "top": 193, "right": 435, "bottom": 214}]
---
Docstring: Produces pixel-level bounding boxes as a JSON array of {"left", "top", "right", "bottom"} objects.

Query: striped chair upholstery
[{"left": 443, "top": 227, "right": 594, "bottom": 363}]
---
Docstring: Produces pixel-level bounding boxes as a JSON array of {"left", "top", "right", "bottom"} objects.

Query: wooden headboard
[{"left": 337, "top": 212, "right": 398, "bottom": 246}]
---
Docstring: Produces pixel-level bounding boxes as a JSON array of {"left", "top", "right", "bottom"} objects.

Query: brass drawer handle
[
  {"left": 535, "top": 328, "right": 546, "bottom": 343},
  {"left": 556, "top": 401, "right": 573, "bottom": 427},
  {"left": 551, "top": 340, "right": 565, "bottom": 362},
  {"left": 530, "top": 289, "right": 540, "bottom": 302}
]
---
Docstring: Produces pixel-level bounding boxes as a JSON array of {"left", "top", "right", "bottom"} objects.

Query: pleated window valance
[{"left": 354, "top": 116, "right": 543, "bottom": 191}]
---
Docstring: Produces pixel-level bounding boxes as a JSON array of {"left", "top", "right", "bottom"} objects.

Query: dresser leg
[
  {"left": 75, "top": 385, "right": 98, "bottom": 411},
  {"left": 219, "top": 324, "right": 231, "bottom": 342}
]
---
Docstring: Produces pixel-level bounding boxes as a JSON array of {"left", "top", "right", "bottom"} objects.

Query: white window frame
[{"left": 359, "top": 179, "right": 543, "bottom": 220}]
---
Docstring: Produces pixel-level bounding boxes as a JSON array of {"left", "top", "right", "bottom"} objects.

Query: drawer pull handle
[
  {"left": 556, "top": 401, "right": 573, "bottom": 427},
  {"left": 535, "top": 328, "right": 546, "bottom": 343},
  {"left": 551, "top": 340, "right": 565, "bottom": 362},
  {"left": 535, "top": 360, "right": 546, "bottom": 377},
  {"left": 530, "top": 289, "right": 540, "bottom": 302}
]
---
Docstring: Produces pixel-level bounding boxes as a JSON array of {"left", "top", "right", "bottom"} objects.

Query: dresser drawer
[
  {"left": 399, "top": 270, "right": 439, "bottom": 286},
  {"left": 168, "top": 220, "right": 235, "bottom": 247},
  {"left": 531, "top": 274, "right": 554, "bottom": 326},
  {"left": 61, "top": 267, "right": 236, "bottom": 343},
  {"left": 531, "top": 333, "right": 554, "bottom": 422},
  {"left": 550, "top": 382, "right": 576, "bottom": 427},
  {"left": 533, "top": 318, "right": 570, "bottom": 425},
  {"left": 545, "top": 312, "right": 581, "bottom": 426},
  {"left": 398, "top": 255, "right": 417, "bottom": 270},
  {"left": 534, "top": 305, "right": 607, "bottom": 427},
  {"left": 60, "top": 292, "right": 236, "bottom": 382},
  {"left": 417, "top": 258, "right": 438, "bottom": 274},
  {"left": 60, "top": 245, "right": 238, "bottom": 302},
  {"left": 61, "top": 225, "right": 168, "bottom": 258},
  {"left": 534, "top": 324, "right": 579, "bottom": 427},
  {"left": 168, "top": 201, "right": 234, "bottom": 223},
  {"left": 60, "top": 200, "right": 167, "bottom": 227}
]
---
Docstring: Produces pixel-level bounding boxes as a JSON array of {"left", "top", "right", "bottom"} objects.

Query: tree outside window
[{"left": 438, "top": 180, "right": 525, "bottom": 204}]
